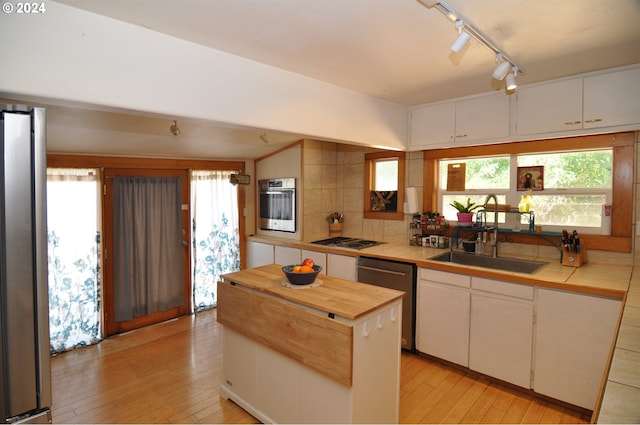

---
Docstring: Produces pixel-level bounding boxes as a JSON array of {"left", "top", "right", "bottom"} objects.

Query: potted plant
[{"left": 450, "top": 197, "right": 480, "bottom": 227}]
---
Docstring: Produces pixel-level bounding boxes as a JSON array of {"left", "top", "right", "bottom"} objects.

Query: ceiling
[{"left": 9, "top": 0, "right": 640, "bottom": 159}]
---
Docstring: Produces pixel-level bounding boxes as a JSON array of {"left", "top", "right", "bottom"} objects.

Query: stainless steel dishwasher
[{"left": 357, "top": 256, "right": 416, "bottom": 351}]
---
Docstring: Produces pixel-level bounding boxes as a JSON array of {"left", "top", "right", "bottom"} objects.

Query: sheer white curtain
[
  {"left": 191, "top": 170, "right": 240, "bottom": 310},
  {"left": 47, "top": 168, "right": 102, "bottom": 354}
]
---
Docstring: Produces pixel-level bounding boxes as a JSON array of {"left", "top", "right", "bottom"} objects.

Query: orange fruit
[
  {"left": 300, "top": 265, "right": 314, "bottom": 273},
  {"left": 292, "top": 265, "right": 302, "bottom": 272}
]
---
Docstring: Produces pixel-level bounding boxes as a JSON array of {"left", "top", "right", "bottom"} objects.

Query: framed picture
[{"left": 517, "top": 166, "right": 544, "bottom": 191}]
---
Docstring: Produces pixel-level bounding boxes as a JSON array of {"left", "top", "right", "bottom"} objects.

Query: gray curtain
[{"left": 113, "top": 176, "right": 183, "bottom": 321}]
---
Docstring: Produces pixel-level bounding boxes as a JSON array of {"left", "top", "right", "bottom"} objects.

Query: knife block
[{"left": 561, "top": 246, "right": 588, "bottom": 267}]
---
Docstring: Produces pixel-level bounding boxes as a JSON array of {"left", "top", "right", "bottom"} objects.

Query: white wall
[{"left": 0, "top": 1, "right": 407, "bottom": 150}]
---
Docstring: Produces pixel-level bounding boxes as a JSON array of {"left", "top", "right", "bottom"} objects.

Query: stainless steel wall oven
[{"left": 258, "top": 178, "right": 296, "bottom": 233}]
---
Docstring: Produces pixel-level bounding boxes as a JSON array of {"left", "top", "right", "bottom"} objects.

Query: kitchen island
[{"left": 217, "top": 264, "right": 405, "bottom": 424}]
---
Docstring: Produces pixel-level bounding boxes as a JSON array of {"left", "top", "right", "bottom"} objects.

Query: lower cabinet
[
  {"left": 327, "top": 253, "right": 357, "bottom": 280},
  {"left": 246, "top": 241, "right": 274, "bottom": 268},
  {"left": 417, "top": 269, "right": 470, "bottom": 367},
  {"left": 533, "top": 288, "right": 622, "bottom": 410},
  {"left": 221, "top": 297, "right": 402, "bottom": 424},
  {"left": 417, "top": 269, "right": 622, "bottom": 409},
  {"left": 469, "top": 293, "right": 534, "bottom": 388},
  {"left": 274, "top": 245, "right": 301, "bottom": 266}
]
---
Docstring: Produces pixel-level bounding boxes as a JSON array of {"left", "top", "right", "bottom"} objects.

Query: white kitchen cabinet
[
  {"left": 246, "top": 240, "right": 274, "bottom": 268},
  {"left": 410, "top": 93, "right": 510, "bottom": 149},
  {"left": 409, "top": 101, "right": 455, "bottom": 149},
  {"left": 469, "top": 277, "right": 534, "bottom": 389},
  {"left": 327, "top": 253, "right": 357, "bottom": 281},
  {"left": 301, "top": 249, "right": 327, "bottom": 275},
  {"left": 416, "top": 271, "right": 470, "bottom": 367},
  {"left": 274, "top": 245, "right": 300, "bottom": 266},
  {"left": 534, "top": 288, "right": 622, "bottom": 410},
  {"left": 583, "top": 67, "right": 640, "bottom": 129},
  {"left": 454, "top": 92, "right": 510, "bottom": 142},
  {"left": 515, "top": 78, "right": 583, "bottom": 135}
]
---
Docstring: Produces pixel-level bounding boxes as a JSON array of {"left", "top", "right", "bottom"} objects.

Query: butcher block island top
[{"left": 220, "top": 263, "right": 405, "bottom": 320}]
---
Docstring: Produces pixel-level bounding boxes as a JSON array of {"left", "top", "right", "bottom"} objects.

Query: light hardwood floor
[{"left": 51, "top": 308, "right": 591, "bottom": 424}]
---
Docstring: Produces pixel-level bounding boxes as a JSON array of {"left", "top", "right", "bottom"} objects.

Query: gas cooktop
[{"left": 310, "top": 237, "right": 383, "bottom": 250}]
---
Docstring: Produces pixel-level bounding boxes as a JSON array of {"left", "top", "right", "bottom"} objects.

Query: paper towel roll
[{"left": 405, "top": 187, "right": 419, "bottom": 214}]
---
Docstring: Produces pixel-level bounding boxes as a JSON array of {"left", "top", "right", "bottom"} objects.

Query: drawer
[
  {"left": 419, "top": 268, "right": 471, "bottom": 288},
  {"left": 471, "top": 277, "right": 534, "bottom": 300}
]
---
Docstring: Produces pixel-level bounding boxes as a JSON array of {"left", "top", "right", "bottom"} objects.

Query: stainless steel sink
[{"left": 428, "top": 251, "right": 547, "bottom": 274}]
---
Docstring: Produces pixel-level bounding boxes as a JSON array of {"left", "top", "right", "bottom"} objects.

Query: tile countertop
[{"left": 248, "top": 235, "right": 639, "bottom": 422}]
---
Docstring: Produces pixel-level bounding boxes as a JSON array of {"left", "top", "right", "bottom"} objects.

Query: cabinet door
[
  {"left": 583, "top": 67, "right": 640, "bottom": 128},
  {"left": 301, "top": 249, "right": 327, "bottom": 275},
  {"left": 274, "top": 245, "right": 301, "bottom": 266},
  {"left": 469, "top": 293, "right": 533, "bottom": 388},
  {"left": 409, "top": 102, "right": 455, "bottom": 148},
  {"left": 455, "top": 92, "right": 510, "bottom": 142},
  {"left": 327, "top": 253, "right": 357, "bottom": 281},
  {"left": 417, "top": 281, "right": 470, "bottom": 367},
  {"left": 246, "top": 241, "right": 274, "bottom": 268},
  {"left": 534, "top": 289, "right": 621, "bottom": 409},
  {"left": 516, "top": 78, "right": 583, "bottom": 135}
]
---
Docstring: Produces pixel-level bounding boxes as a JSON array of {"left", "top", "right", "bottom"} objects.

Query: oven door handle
[{"left": 357, "top": 265, "right": 406, "bottom": 276}]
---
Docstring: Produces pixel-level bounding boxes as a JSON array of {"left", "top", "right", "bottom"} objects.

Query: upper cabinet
[
  {"left": 409, "top": 101, "right": 455, "bottom": 148},
  {"left": 410, "top": 65, "right": 640, "bottom": 149},
  {"left": 515, "top": 78, "right": 583, "bottom": 135},
  {"left": 409, "top": 92, "right": 510, "bottom": 149},
  {"left": 516, "top": 67, "right": 640, "bottom": 136},
  {"left": 583, "top": 67, "right": 640, "bottom": 128}
]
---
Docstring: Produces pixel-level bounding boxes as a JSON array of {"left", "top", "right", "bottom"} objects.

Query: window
[
  {"left": 423, "top": 132, "right": 633, "bottom": 252},
  {"left": 439, "top": 150, "right": 613, "bottom": 233},
  {"left": 364, "top": 151, "right": 405, "bottom": 220}
]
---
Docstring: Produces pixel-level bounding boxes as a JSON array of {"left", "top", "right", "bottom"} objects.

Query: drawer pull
[
  {"left": 585, "top": 118, "right": 603, "bottom": 123},
  {"left": 564, "top": 120, "right": 582, "bottom": 125},
  {"left": 377, "top": 314, "right": 384, "bottom": 329},
  {"left": 390, "top": 307, "right": 397, "bottom": 322},
  {"left": 456, "top": 134, "right": 468, "bottom": 138},
  {"left": 363, "top": 321, "right": 370, "bottom": 337}
]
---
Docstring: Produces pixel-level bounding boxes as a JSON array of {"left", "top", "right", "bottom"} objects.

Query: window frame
[
  {"left": 364, "top": 151, "right": 405, "bottom": 220},
  {"left": 422, "top": 132, "right": 634, "bottom": 253}
]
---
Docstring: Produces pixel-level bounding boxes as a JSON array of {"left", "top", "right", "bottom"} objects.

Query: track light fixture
[
  {"left": 417, "top": 0, "right": 524, "bottom": 91},
  {"left": 169, "top": 120, "right": 180, "bottom": 136},
  {"left": 506, "top": 67, "right": 518, "bottom": 91},
  {"left": 450, "top": 19, "right": 471, "bottom": 53},
  {"left": 492, "top": 53, "right": 511, "bottom": 80}
]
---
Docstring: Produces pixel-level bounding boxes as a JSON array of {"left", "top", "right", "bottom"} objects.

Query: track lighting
[
  {"left": 417, "top": 0, "right": 524, "bottom": 92},
  {"left": 506, "top": 67, "right": 518, "bottom": 90},
  {"left": 450, "top": 20, "right": 470, "bottom": 53},
  {"left": 492, "top": 53, "right": 511, "bottom": 80},
  {"left": 169, "top": 120, "right": 180, "bottom": 136}
]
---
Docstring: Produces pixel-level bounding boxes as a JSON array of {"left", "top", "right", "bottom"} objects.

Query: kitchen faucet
[{"left": 483, "top": 194, "right": 499, "bottom": 258}]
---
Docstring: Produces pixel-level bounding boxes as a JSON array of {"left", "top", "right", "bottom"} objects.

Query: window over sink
[{"left": 424, "top": 132, "right": 633, "bottom": 252}]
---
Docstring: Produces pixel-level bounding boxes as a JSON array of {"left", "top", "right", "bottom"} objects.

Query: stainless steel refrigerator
[{"left": 0, "top": 104, "right": 52, "bottom": 423}]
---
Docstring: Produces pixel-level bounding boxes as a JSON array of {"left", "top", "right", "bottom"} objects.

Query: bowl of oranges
[{"left": 282, "top": 258, "right": 322, "bottom": 285}]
